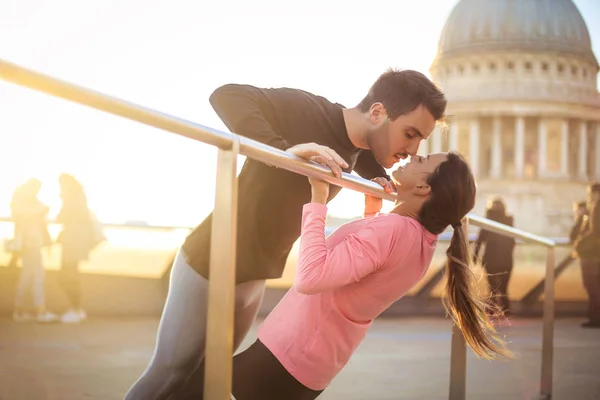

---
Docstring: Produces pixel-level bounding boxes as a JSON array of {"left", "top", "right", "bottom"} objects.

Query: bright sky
[{"left": 1, "top": 0, "right": 599, "bottom": 227}]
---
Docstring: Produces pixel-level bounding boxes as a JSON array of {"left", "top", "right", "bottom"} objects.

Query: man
[
  {"left": 573, "top": 185, "right": 600, "bottom": 328},
  {"left": 125, "top": 69, "right": 447, "bottom": 399}
]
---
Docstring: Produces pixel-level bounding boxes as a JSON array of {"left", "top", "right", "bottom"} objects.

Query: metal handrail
[
  {"left": 0, "top": 58, "right": 557, "bottom": 400},
  {"left": 468, "top": 214, "right": 555, "bottom": 247}
]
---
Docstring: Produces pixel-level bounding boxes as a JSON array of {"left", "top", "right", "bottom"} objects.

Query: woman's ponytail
[
  {"left": 443, "top": 224, "right": 513, "bottom": 359},
  {"left": 415, "top": 152, "right": 513, "bottom": 359}
]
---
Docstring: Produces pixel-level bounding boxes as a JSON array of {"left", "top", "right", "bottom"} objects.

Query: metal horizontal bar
[
  {"left": 0, "top": 60, "right": 234, "bottom": 150},
  {"left": 0, "top": 59, "right": 555, "bottom": 247},
  {"left": 468, "top": 214, "right": 555, "bottom": 247}
]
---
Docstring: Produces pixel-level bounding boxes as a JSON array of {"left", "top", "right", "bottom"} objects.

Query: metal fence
[{"left": 0, "top": 59, "right": 557, "bottom": 400}]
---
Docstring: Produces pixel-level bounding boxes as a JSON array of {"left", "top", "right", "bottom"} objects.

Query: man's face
[{"left": 366, "top": 104, "right": 437, "bottom": 169}]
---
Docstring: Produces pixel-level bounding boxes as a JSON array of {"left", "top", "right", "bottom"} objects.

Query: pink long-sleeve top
[{"left": 258, "top": 203, "right": 438, "bottom": 390}]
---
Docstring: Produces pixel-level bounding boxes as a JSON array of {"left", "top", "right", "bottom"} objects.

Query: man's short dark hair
[
  {"left": 588, "top": 182, "right": 600, "bottom": 194},
  {"left": 358, "top": 69, "right": 447, "bottom": 121}
]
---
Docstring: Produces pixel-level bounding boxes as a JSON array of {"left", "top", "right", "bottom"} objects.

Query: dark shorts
[
  {"left": 193, "top": 339, "right": 324, "bottom": 400},
  {"left": 231, "top": 339, "right": 324, "bottom": 400}
]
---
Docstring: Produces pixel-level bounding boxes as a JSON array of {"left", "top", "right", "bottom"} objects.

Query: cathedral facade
[{"left": 423, "top": 0, "right": 600, "bottom": 237}]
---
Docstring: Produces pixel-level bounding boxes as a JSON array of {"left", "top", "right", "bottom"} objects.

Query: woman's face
[{"left": 391, "top": 153, "right": 448, "bottom": 190}]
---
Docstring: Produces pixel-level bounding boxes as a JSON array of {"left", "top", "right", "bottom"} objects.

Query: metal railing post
[
  {"left": 448, "top": 217, "right": 468, "bottom": 400},
  {"left": 540, "top": 246, "right": 555, "bottom": 400},
  {"left": 203, "top": 139, "right": 240, "bottom": 400},
  {"left": 449, "top": 324, "right": 467, "bottom": 400}
]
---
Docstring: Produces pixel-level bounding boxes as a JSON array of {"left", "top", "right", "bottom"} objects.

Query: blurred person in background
[
  {"left": 10, "top": 178, "right": 58, "bottom": 323},
  {"left": 56, "top": 173, "right": 105, "bottom": 323},
  {"left": 572, "top": 184, "right": 600, "bottom": 328},
  {"left": 473, "top": 197, "right": 516, "bottom": 319},
  {"left": 570, "top": 201, "right": 587, "bottom": 243}
]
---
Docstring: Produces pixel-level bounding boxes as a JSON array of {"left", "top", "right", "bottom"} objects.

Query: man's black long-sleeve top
[{"left": 181, "top": 84, "right": 389, "bottom": 283}]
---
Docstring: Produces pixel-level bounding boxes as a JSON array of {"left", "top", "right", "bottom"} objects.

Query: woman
[
  {"left": 473, "top": 197, "right": 516, "bottom": 317},
  {"left": 193, "top": 152, "right": 512, "bottom": 399},
  {"left": 11, "top": 179, "right": 58, "bottom": 323},
  {"left": 56, "top": 174, "right": 103, "bottom": 323}
]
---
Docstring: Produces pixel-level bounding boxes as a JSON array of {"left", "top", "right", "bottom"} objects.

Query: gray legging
[{"left": 124, "top": 250, "right": 265, "bottom": 400}]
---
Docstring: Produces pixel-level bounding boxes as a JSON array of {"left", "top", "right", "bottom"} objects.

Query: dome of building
[
  {"left": 436, "top": 0, "right": 597, "bottom": 66},
  {"left": 425, "top": 0, "right": 600, "bottom": 238}
]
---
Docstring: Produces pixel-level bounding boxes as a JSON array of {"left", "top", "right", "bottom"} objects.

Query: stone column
[
  {"left": 537, "top": 118, "right": 547, "bottom": 177},
  {"left": 561, "top": 120, "right": 569, "bottom": 177},
  {"left": 490, "top": 116, "right": 502, "bottom": 179},
  {"left": 596, "top": 124, "right": 600, "bottom": 179},
  {"left": 579, "top": 121, "right": 588, "bottom": 180},
  {"left": 469, "top": 119, "right": 480, "bottom": 176},
  {"left": 448, "top": 123, "right": 459, "bottom": 151},
  {"left": 515, "top": 117, "right": 525, "bottom": 178},
  {"left": 431, "top": 125, "right": 443, "bottom": 153}
]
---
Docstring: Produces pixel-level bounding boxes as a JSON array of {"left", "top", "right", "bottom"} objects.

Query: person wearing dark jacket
[
  {"left": 474, "top": 197, "right": 516, "bottom": 317},
  {"left": 56, "top": 174, "right": 104, "bottom": 324},
  {"left": 573, "top": 184, "right": 600, "bottom": 328},
  {"left": 125, "top": 69, "right": 448, "bottom": 399}
]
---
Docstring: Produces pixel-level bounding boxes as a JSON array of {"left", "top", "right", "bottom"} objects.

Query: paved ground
[{"left": 0, "top": 317, "right": 599, "bottom": 400}]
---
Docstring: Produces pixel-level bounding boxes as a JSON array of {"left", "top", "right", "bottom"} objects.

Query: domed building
[{"left": 425, "top": 0, "right": 600, "bottom": 236}]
